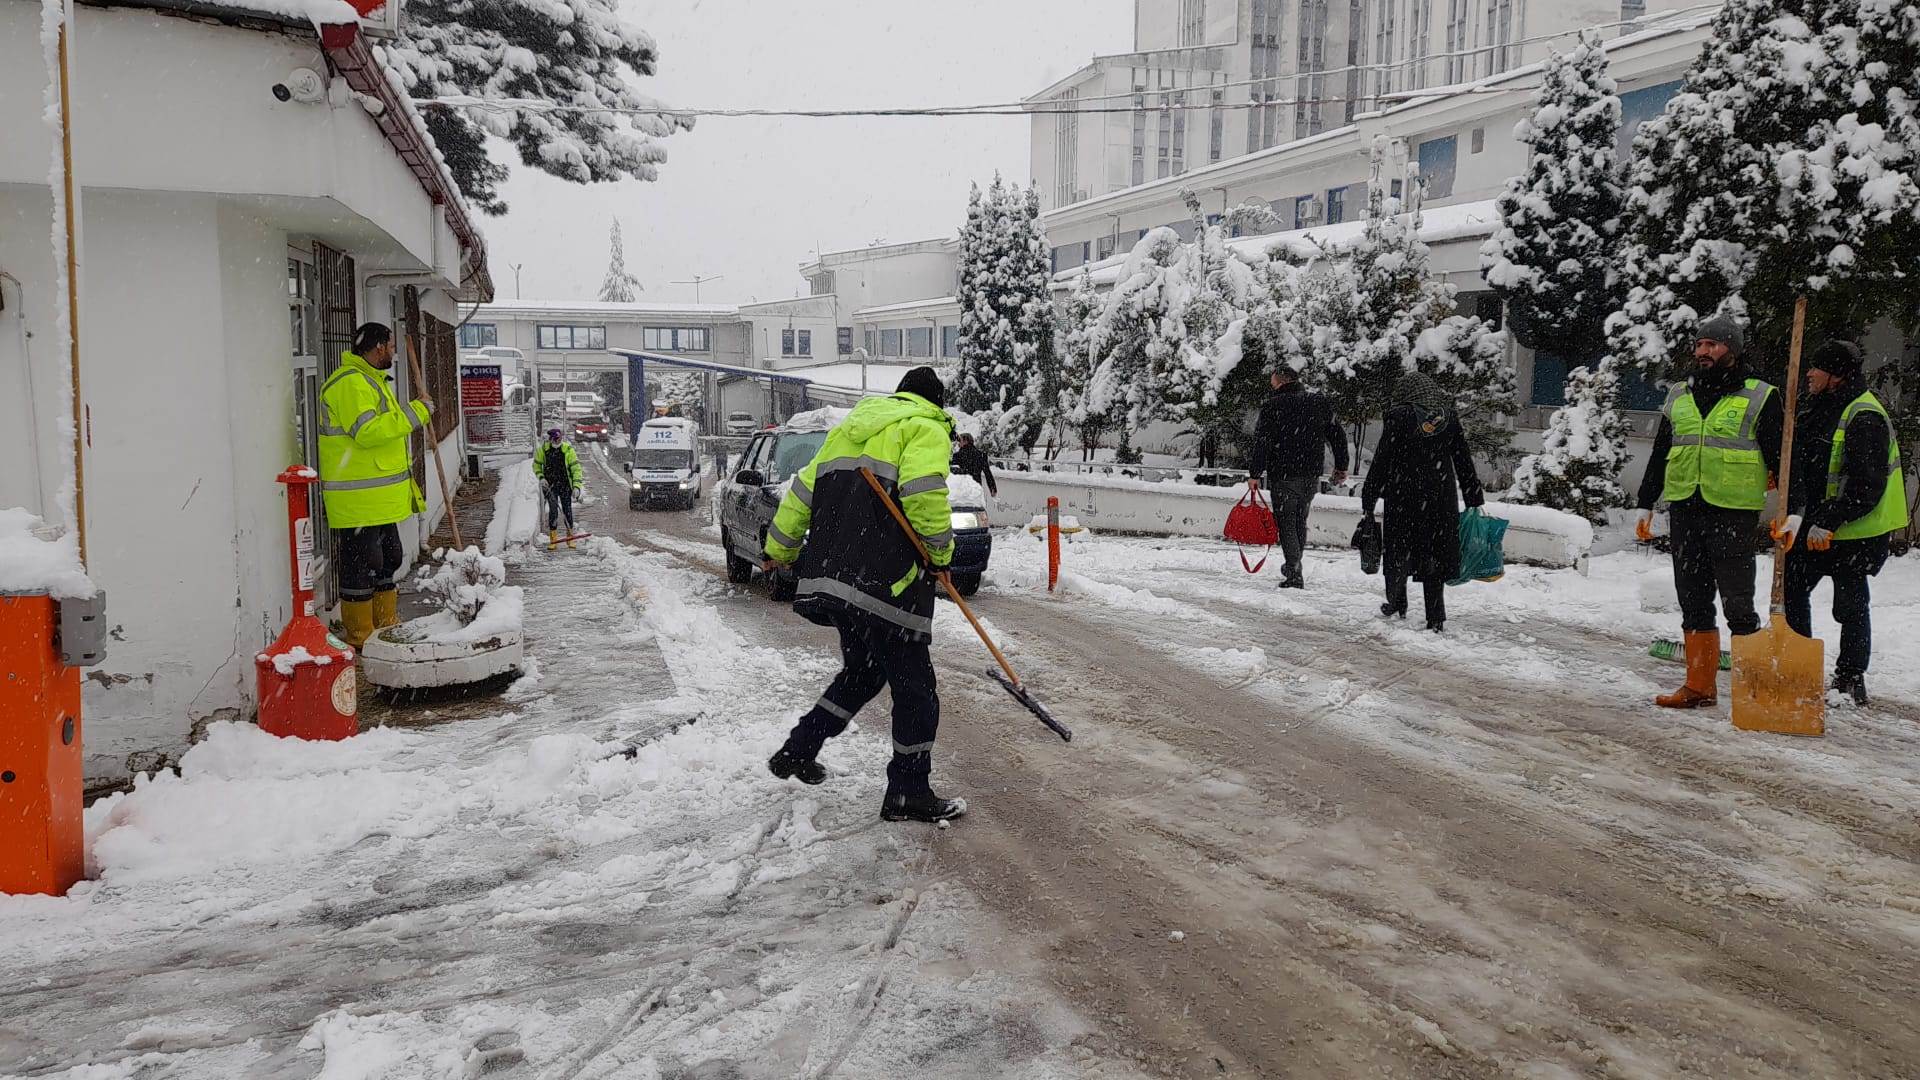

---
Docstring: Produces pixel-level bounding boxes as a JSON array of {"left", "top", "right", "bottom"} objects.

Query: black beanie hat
[
  {"left": 1809, "top": 340, "right": 1864, "bottom": 381},
  {"left": 897, "top": 366, "right": 946, "bottom": 408}
]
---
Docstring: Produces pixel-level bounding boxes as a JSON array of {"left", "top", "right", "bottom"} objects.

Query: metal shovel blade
[
  {"left": 988, "top": 667, "right": 1072, "bottom": 742},
  {"left": 1730, "top": 622, "right": 1826, "bottom": 737}
]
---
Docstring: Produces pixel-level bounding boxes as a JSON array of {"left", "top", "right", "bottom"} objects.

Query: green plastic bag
[{"left": 1449, "top": 507, "right": 1508, "bottom": 586}]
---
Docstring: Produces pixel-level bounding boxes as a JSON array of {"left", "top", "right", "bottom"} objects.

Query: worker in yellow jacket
[{"left": 318, "top": 323, "right": 432, "bottom": 648}]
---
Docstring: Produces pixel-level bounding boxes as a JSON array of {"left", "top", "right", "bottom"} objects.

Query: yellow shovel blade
[{"left": 1730, "top": 622, "right": 1826, "bottom": 737}]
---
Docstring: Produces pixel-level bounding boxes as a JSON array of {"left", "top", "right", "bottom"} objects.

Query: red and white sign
[{"left": 461, "top": 363, "right": 505, "bottom": 446}]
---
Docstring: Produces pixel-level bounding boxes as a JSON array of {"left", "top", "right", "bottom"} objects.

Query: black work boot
[
  {"left": 1831, "top": 671, "right": 1869, "bottom": 707},
  {"left": 768, "top": 746, "right": 827, "bottom": 785},
  {"left": 881, "top": 750, "right": 965, "bottom": 822}
]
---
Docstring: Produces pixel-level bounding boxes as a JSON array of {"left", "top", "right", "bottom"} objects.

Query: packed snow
[
  {"left": 482, "top": 456, "right": 541, "bottom": 555},
  {"left": 0, "top": 506, "right": 94, "bottom": 598}
]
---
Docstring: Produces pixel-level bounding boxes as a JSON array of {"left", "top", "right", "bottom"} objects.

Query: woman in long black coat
[{"left": 1361, "top": 372, "right": 1484, "bottom": 631}]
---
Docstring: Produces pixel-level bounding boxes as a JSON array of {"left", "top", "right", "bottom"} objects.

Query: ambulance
[{"left": 626, "top": 417, "right": 703, "bottom": 510}]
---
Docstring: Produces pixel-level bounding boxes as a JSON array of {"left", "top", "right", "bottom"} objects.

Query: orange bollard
[
  {"left": 0, "top": 594, "right": 85, "bottom": 896},
  {"left": 1046, "top": 496, "right": 1061, "bottom": 592},
  {"left": 256, "top": 467, "right": 358, "bottom": 740}
]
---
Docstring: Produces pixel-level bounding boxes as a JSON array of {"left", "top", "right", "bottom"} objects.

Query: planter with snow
[{"left": 361, "top": 548, "right": 525, "bottom": 691}]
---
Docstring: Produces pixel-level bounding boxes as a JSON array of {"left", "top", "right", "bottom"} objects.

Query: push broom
[{"left": 860, "top": 467, "right": 1071, "bottom": 742}]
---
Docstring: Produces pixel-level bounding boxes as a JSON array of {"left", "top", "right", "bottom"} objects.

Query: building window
[
  {"left": 1417, "top": 135, "right": 1457, "bottom": 199},
  {"left": 1471, "top": 126, "right": 1486, "bottom": 153},
  {"left": 1621, "top": 0, "right": 1646, "bottom": 25},
  {"left": 1157, "top": 99, "right": 1173, "bottom": 179},
  {"left": 864, "top": 329, "right": 877, "bottom": 356},
  {"left": 1373, "top": 0, "right": 1398, "bottom": 101},
  {"left": 1346, "top": 0, "right": 1365, "bottom": 120},
  {"left": 1618, "top": 81, "right": 1683, "bottom": 157},
  {"left": 880, "top": 329, "right": 903, "bottom": 357},
  {"left": 457, "top": 322, "right": 497, "bottom": 349},
  {"left": 1409, "top": 0, "right": 1433, "bottom": 89},
  {"left": 1295, "top": 0, "right": 1329, "bottom": 138},
  {"left": 1096, "top": 234, "right": 1117, "bottom": 260},
  {"left": 907, "top": 327, "right": 934, "bottom": 357},
  {"left": 643, "top": 326, "right": 708, "bottom": 352},
  {"left": 287, "top": 253, "right": 317, "bottom": 358},
  {"left": 1170, "top": 91, "right": 1187, "bottom": 175},
  {"left": 538, "top": 324, "right": 606, "bottom": 350},
  {"left": 1131, "top": 96, "right": 1148, "bottom": 187},
  {"left": 1483, "top": 0, "right": 1517, "bottom": 75},
  {"left": 1326, "top": 185, "right": 1347, "bottom": 224},
  {"left": 940, "top": 325, "right": 959, "bottom": 357},
  {"left": 781, "top": 328, "right": 795, "bottom": 356},
  {"left": 1445, "top": 0, "right": 1469, "bottom": 82},
  {"left": 809, "top": 271, "right": 836, "bottom": 296},
  {"left": 1054, "top": 89, "right": 1080, "bottom": 207},
  {"left": 1209, "top": 89, "right": 1225, "bottom": 161},
  {"left": 838, "top": 326, "right": 854, "bottom": 355},
  {"left": 1531, "top": 352, "right": 1667, "bottom": 411},
  {"left": 1179, "top": 0, "right": 1206, "bottom": 45}
]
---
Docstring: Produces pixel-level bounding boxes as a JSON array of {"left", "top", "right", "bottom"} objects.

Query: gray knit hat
[{"left": 1695, "top": 314, "right": 1745, "bottom": 358}]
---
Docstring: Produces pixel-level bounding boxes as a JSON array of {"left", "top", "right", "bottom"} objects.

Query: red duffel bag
[{"left": 1223, "top": 487, "right": 1279, "bottom": 573}]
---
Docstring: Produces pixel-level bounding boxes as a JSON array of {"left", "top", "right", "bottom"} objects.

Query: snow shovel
[
  {"left": 859, "top": 467, "right": 1072, "bottom": 743},
  {"left": 1731, "top": 297, "right": 1825, "bottom": 737}
]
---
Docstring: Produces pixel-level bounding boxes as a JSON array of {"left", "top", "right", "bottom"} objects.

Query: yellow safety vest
[
  {"left": 1662, "top": 378, "right": 1775, "bottom": 511},
  {"left": 318, "top": 351, "right": 429, "bottom": 529},
  {"left": 1829, "top": 391, "right": 1909, "bottom": 541}
]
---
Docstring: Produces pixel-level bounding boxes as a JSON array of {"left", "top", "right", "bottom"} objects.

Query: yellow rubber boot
[
  {"left": 371, "top": 588, "right": 399, "bottom": 629},
  {"left": 339, "top": 600, "right": 375, "bottom": 650},
  {"left": 548, "top": 529, "right": 558, "bottom": 549}
]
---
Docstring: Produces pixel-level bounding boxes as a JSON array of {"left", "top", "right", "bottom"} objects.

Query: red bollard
[
  {"left": 255, "top": 467, "right": 358, "bottom": 740},
  {"left": 1046, "top": 497, "right": 1061, "bottom": 593},
  {"left": 0, "top": 595, "right": 84, "bottom": 896}
]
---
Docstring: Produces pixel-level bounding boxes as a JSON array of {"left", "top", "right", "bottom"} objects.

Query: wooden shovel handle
[
  {"left": 857, "top": 466, "right": 1024, "bottom": 689},
  {"left": 1768, "top": 298, "right": 1808, "bottom": 614},
  {"left": 405, "top": 333, "right": 462, "bottom": 550}
]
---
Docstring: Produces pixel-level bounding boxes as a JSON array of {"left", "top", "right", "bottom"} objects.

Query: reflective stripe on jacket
[
  {"left": 318, "top": 351, "right": 429, "bottom": 529},
  {"left": 534, "top": 441, "right": 583, "bottom": 490},
  {"left": 1829, "top": 392, "right": 1909, "bottom": 541},
  {"left": 765, "top": 392, "right": 955, "bottom": 641},
  {"left": 1661, "top": 378, "right": 1775, "bottom": 511}
]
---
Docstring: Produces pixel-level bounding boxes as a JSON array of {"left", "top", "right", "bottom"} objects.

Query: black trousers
[
  {"left": 1268, "top": 477, "right": 1315, "bottom": 579},
  {"left": 1386, "top": 575, "right": 1447, "bottom": 625},
  {"left": 336, "top": 523, "right": 404, "bottom": 602},
  {"left": 783, "top": 612, "right": 940, "bottom": 793},
  {"left": 1784, "top": 548, "right": 1873, "bottom": 676},
  {"left": 543, "top": 484, "right": 574, "bottom": 530},
  {"left": 1670, "top": 506, "right": 1761, "bottom": 635}
]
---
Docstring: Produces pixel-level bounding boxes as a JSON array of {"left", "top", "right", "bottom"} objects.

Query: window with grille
[
  {"left": 1444, "top": 0, "right": 1469, "bottom": 82},
  {"left": 1179, "top": 0, "right": 1206, "bottom": 45},
  {"left": 538, "top": 325, "right": 606, "bottom": 350},
  {"left": 880, "top": 329, "right": 903, "bottom": 357},
  {"left": 1054, "top": 90, "right": 1080, "bottom": 207}
]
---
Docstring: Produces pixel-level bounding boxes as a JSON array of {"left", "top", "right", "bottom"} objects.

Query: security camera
[{"left": 273, "top": 68, "right": 325, "bottom": 105}]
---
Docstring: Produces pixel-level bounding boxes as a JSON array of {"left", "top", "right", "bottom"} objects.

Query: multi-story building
[{"left": 1028, "top": 0, "right": 1701, "bottom": 221}]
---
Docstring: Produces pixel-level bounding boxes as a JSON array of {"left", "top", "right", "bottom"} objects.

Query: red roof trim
[{"left": 318, "top": 22, "right": 494, "bottom": 301}]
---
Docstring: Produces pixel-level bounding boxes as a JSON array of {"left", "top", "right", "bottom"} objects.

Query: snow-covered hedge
[{"left": 989, "top": 471, "right": 1593, "bottom": 570}]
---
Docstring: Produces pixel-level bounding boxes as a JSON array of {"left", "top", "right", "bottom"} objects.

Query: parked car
[
  {"left": 719, "top": 411, "right": 992, "bottom": 600},
  {"left": 724, "top": 411, "right": 758, "bottom": 436},
  {"left": 625, "top": 417, "right": 702, "bottom": 509},
  {"left": 572, "top": 417, "right": 609, "bottom": 442}
]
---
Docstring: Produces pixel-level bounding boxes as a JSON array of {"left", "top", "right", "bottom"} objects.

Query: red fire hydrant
[{"left": 255, "top": 467, "right": 358, "bottom": 740}]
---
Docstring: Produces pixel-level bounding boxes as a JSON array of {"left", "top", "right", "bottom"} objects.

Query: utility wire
[{"left": 415, "top": 5, "right": 1717, "bottom": 121}]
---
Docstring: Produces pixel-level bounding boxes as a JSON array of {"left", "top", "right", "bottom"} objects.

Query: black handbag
[{"left": 1352, "top": 515, "right": 1382, "bottom": 575}]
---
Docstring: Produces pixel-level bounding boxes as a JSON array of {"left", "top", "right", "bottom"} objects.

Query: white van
[
  {"left": 725, "top": 411, "right": 758, "bottom": 436},
  {"left": 626, "top": 417, "right": 702, "bottom": 510}
]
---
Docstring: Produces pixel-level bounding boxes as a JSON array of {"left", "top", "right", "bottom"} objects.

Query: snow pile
[
  {"left": 483, "top": 457, "right": 540, "bottom": 555},
  {"left": 220, "top": 0, "right": 359, "bottom": 28},
  {"left": 415, "top": 547, "right": 507, "bottom": 620},
  {"left": 946, "top": 471, "right": 986, "bottom": 508},
  {"left": 394, "top": 548, "right": 523, "bottom": 647},
  {"left": 776, "top": 406, "right": 848, "bottom": 434},
  {"left": 258, "top": 645, "right": 335, "bottom": 676},
  {"left": 0, "top": 507, "right": 94, "bottom": 598}
]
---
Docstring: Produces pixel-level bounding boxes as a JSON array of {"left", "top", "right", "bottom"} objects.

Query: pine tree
[
  {"left": 954, "top": 177, "right": 1058, "bottom": 452},
  {"left": 598, "top": 219, "right": 643, "bottom": 303},
  {"left": 1482, "top": 31, "right": 1624, "bottom": 371},
  {"left": 1165, "top": 192, "right": 1260, "bottom": 465},
  {"left": 386, "top": 0, "right": 694, "bottom": 215},
  {"left": 1086, "top": 227, "right": 1188, "bottom": 433},
  {"left": 1507, "top": 356, "right": 1632, "bottom": 523},
  {"left": 1058, "top": 275, "right": 1109, "bottom": 460}
]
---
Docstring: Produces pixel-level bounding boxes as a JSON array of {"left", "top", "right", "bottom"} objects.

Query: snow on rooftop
[
  {"left": 477, "top": 299, "right": 740, "bottom": 316},
  {"left": 776, "top": 363, "right": 920, "bottom": 395},
  {"left": 853, "top": 295, "right": 959, "bottom": 318},
  {"left": 0, "top": 507, "right": 96, "bottom": 599}
]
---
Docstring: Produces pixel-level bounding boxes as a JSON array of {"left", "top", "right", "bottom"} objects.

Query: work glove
[
  {"left": 1772, "top": 513, "right": 1803, "bottom": 550},
  {"left": 1635, "top": 509, "right": 1655, "bottom": 542},
  {"left": 1806, "top": 524, "right": 1835, "bottom": 551}
]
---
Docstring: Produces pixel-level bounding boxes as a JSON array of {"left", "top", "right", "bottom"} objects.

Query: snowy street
[{"left": 6, "top": 449, "right": 1920, "bottom": 1079}]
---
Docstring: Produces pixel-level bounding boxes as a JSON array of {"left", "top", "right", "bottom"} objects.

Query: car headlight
[
  {"left": 679, "top": 477, "right": 699, "bottom": 489},
  {"left": 631, "top": 481, "right": 644, "bottom": 490},
  {"left": 950, "top": 511, "right": 987, "bottom": 530}
]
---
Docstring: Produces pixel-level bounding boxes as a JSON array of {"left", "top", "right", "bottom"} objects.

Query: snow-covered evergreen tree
[
  {"left": 1482, "top": 31, "right": 1624, "bottom": 371},
  {"left": 1507, "top": 356, "right": 1632, "bottom": 523},
  {"left": 954, "top": 177, "right": 1057, "bottom": 452},
  {"left": 598, "top": 219, "right": 643, "bottom": 303},
  {"left": 386, "top": 1, "right": 694, "bottom": 215},
  {"left": 1086, "top": 227, "right": 1189, "bottom": 432},
  {"left": 1058, "top": 275, "right": 1110, "bottom": 460},
  {"left": 649, "top": 370, "right": 704, "bottom": 418}
]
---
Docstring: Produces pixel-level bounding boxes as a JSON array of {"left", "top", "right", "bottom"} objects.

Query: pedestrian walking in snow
[
  {"left": 1361, "top": 372, "right": 1484, "bottom": 632},
  {"left": 535, "top": 428, "right": 583, "bottom": 547},
  {"left": 1636, "top": 314, "right": 1783, "bottom": 709},
  {"left": 761, "top": 367, "right": 966, "bottom": 823},
  {"left": 319, "top": 322, "right": 433, "bottom": 649},
  {"left": 1775, "top": 341, "right": 1908, "bottom": 706},
  {"left": 951, "top": 432, "right": 998, "bottom": 497},
  {"left": 1247, "top": 366, "right": 1349, "bottom": 588}
]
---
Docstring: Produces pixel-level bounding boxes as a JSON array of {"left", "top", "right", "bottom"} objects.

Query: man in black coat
[
  {"left": 1635, "top": 314, "right": 1783, "bottom": 709},
  {"left": 1247, "top": 367, "right": 1349, "bottom": 588},
  {"left": 1775, "top": 341, "right": 1907, "bottom": 705},
  {"left": 950, "top": 432, "right": 998, "bottom": 496}
]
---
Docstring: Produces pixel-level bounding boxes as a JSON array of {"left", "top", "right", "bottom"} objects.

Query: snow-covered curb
[
  {"left": 990, "top": 470, "right": 1593, "bottom": 569},
  {"left": 483, "top": 458, "right": 541, "bottom": 555}
]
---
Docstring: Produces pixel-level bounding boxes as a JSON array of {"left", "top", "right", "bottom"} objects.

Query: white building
[
  {"left": 1, "top": 1, "right": 488, "bottom": 781},
  {"left": 1027, "top": 0, "right": 1702, "bottom": 218}
]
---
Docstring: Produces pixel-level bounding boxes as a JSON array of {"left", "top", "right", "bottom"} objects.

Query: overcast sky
[{"left": 479, "top": 0, "right": 1132, "bottom": 305}]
